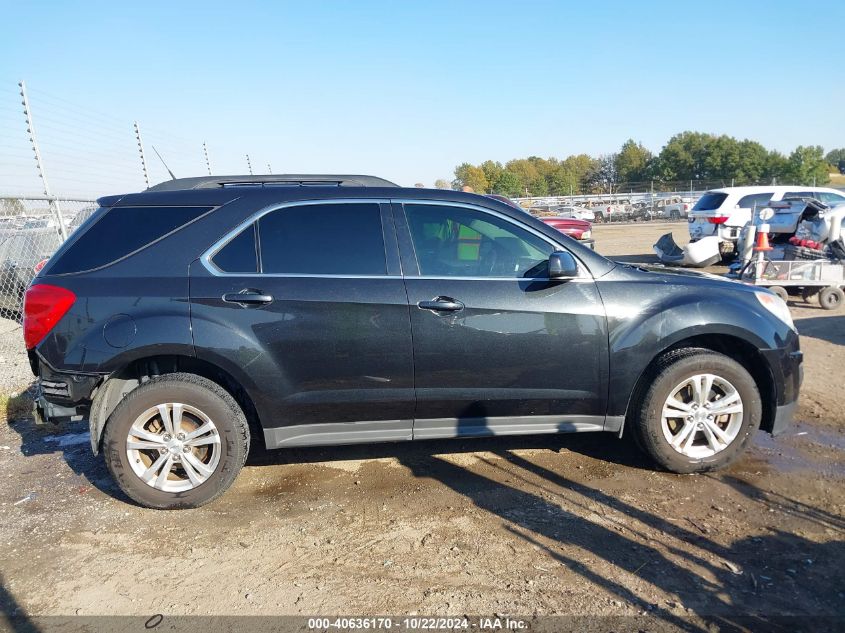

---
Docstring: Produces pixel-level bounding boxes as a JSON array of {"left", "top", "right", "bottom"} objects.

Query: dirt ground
[{"left": 0, "top": 222, "right": 843, "bottom": 628}]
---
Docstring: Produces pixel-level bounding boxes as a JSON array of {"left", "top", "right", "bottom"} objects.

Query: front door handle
[
  {"left": 223, "top": 291, "right": 274, "bottom": 306},
  {"left": 417, "top": 297, "right": 465, "bottom": 312}
]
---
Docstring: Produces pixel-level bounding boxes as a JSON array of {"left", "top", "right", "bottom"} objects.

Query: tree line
[{"left": 438, "top": 132, "right": 844, "bottom": 197}]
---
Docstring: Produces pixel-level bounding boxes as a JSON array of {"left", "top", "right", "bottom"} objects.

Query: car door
[
  {"left": 393, "top": 200, "right": 609, "bottom": 439},
  {"left": 189, "top": 199, "right": 415, "bottom": 448}
]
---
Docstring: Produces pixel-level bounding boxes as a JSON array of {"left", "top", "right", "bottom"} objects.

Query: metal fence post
[
  {"left": 134, "top": 121, "right": 150, "bottom": 188},
  {"left": 19, "top": 80, "right": 67, "bottom": 240},
  {"left": 203, "top": 142, "right": 213, "bottom": 175}
]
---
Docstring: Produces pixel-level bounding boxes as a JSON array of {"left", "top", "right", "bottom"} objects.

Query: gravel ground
[
  {"left": 0, "top": 221, "right": 843, "bottom": 629},
  {"left": 0, "top": 318, "right": 31, "bottom": 394}
]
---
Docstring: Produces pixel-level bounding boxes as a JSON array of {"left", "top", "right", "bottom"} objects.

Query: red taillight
[
  {"left": 23, "top": 284, "right": 76, "bottom": 349},
  {"left": 33, "top": 258, "right": 48, "bottom": 274},
  {"left": 707, "top": 216, "right": 729, "bottom": 225},
  {"left": 683, "top": 204, "right": 689, "bottom": 211}
]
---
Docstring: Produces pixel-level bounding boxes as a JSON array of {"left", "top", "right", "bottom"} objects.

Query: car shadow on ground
[
  {"left": 795, "top": 315, "right": 845, "bottom": 345},
  {"left": 5, "top": 394, "right": 130, "bottom": 504},
  {"left": 0, "top": 572, "right": 39, "bottom": 633},
  {"left": 244, "top": 414, "right": 844, "bottom": 628}
]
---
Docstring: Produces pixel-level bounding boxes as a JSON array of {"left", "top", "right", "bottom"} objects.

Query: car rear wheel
[
  {"left": 631, "top": 349, "right": 761, "bottom": 473},
  {"left": 103, "top": 373, "right": 249, "bottom": 509}
]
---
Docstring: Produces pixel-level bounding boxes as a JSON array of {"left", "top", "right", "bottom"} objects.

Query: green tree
[
  {"left": 505, "top": 158, "right": 548, "bottom": 196},
  {"left": 434, "top": 178, "right": 451, "bottom": 190},
  {"left": 824, "top": 148, "right": 845, "bottom": 165},
  {"left": 559, "top": 154, "right": 599, "bottom": 194},
  {"left": 785, "top": 145, "right": 830, "bottom": 185},
  {"left": 615, "top": 139, "right": 653, "bottom": 184},
  {"left": 764, "top": 151, "right": 790, "bottom": 184},
  {"left": 733, "top": 140, "right": 769, "bottom": 184},
  {"left": 452, "top": 163, "right": 489, "bottom": 193},
  {"left": 655, "top": 131, "right": 713, "bottom": 181},
  {"left": 479, "top": 160, "right": 504, "bottom": 188},
  {"left": 493, "top": 170, "right": 522, "bottom": 197},
  {"left": 588, "top": 154, "right": 619, "bottom": 193}
]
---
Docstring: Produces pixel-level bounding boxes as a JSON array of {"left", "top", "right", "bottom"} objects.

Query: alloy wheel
[
  {"left": 660, "top": 373, "right": 744, "bottom": 459},
  {"left": 125, "top": 403, "right": 221, "bottom": 492}
]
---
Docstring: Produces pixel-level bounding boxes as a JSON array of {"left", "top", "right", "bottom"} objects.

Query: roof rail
[{"left": 146, "top": 174, "right": 399, "bottom": 192}]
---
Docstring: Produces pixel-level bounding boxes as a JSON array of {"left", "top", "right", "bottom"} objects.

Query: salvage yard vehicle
[
  {"left": 0, "top": 226, "right": 62, "bottom": 313},
  {"left": 540, "top": 216, "right": 595, "bottom": 249},
  {"left": 551, "top": 205, "right": 595, "bottom": 222},
  {"left": 26, "top": 175, "right": 802, "bottom": 509},
  {"left": 687, "top": 186, "right": 845, "bottom": 256},
  {"left": 663, "top": 196, "right": 695, "bottom": 220}
]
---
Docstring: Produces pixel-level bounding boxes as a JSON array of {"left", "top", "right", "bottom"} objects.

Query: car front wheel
[
  {"left": 631, "top": 349, "right": 761, "bottom": 473},
  {"left": 102, "top": 373, "right": 249, "bottom": 509}
]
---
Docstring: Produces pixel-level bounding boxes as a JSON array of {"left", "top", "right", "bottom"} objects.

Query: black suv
[{"left": 25, "top": 175, "right": 802, "bottom": 509}]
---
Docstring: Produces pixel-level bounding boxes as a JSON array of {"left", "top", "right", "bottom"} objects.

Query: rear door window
[
  {"left": 49, "top": 206, "right": 213, "bottom": 274},
  {"left": 737, "top": 193, "right": 774, "bottom": 209},
  {"left": 258, "top": 203, "right": 386, "bottom": 275},
  {"left": 691, "top": 192, "right": 728, "bottom": 212}
]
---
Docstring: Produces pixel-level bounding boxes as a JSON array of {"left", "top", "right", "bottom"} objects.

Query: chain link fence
[
  {"left": 515, "top": 190, "right": 703, "bottom": 223},
  {"left": 0, "top": 197, "right": 96, "bottom": 321}
]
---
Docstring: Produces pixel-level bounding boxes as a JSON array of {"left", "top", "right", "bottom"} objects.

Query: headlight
[
  {"left": 755, "top": 291, "right": 795, "bottom": 330},
  {"left": 581, "top": 230, "right": 591, "bottom": 240}
]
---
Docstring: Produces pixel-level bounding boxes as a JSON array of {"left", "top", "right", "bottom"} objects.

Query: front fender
[{"left": 599, "top": 278, "right": 792, "bottom": 418}]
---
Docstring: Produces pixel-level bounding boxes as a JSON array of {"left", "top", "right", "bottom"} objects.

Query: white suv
[{"left": 687, "top": 186, "right": 845, "bottom": 252}]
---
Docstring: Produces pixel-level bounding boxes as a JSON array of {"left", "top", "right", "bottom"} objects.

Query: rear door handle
[
  {"left": 223, "top": 291, "right": 274, "bottom": 306},
  {"left": 417, "top": 297, "right": 465, "bottom": 312}
]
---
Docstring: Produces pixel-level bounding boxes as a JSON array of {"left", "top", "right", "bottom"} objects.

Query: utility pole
[
  {"left": 133, "top": 121, "right": 150, "bottom": 188},
  {"left": 203, "top": 142, "right": 213, "bottom": 175},
  {"left": 246, "top": 154, "right": 253, "bottom": 175},
  {"left": 20, "top": 80, "right": 67, "bottom": 240}
]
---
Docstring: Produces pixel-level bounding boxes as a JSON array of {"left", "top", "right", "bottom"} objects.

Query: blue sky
[{"left": 1, "top": 0, "right": 843, "bottom": 195}]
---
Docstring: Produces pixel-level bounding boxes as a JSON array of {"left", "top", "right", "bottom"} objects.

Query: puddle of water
[{"left": 749, "top": 430, "right": 845, "bottom": 477}]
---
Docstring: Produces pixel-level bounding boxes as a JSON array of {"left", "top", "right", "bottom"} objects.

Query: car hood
[{"left": 611, "top": 262, "right": 757, "bottom": 290}]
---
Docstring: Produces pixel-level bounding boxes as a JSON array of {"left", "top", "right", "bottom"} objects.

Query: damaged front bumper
[{"left": 653, "top": 233, "right": 722, "bottom": 268}]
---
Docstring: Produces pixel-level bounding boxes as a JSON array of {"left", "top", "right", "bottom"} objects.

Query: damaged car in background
[{"left": 654, "top": 186, "right": 845, "bottom": 267}]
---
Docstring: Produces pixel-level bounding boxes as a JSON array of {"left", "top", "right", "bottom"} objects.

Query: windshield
[{"left": 692, "top": 192, "right": 729, "bottom": 211}]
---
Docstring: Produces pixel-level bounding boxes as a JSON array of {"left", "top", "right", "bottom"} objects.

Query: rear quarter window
[
  {"left": 48, "top": 205, "right": 213, "bottom": 274},
  {"left": 691, "top": 192, "right": 729, "bottom": 212}
]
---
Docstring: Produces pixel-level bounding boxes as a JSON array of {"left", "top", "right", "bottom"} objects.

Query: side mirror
[{"left": 548, "top": 251, "right": 578, "bottom": 279}]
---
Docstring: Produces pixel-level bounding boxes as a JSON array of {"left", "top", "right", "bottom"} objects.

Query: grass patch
[
  {"left": 1, "top": 391, "right": 33, "bottom": 422},
  {"left": 828, "top": 172, "right": 845, "bottom": 187}
]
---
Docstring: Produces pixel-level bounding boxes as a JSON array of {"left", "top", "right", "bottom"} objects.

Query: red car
[{"left": 541, "top": 216, "right": 595, "bottom": 249}]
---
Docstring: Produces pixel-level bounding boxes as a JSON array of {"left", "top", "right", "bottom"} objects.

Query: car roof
[{"left": 703, "top": 185, "right": 843, "bottom": 195}]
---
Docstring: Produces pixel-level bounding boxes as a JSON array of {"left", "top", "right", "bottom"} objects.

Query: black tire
[
  {"left": 818, "top": 286, "right": 844, "bottom": 311},
  {"left": 630, "top": 348, "right": 762, "bottom": 474},
  {"left": 769, "top": 286, "right": 789, "bottom": 303},
  {"left": 103, "top": 373, "right": 249, "bottom": 509}
]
